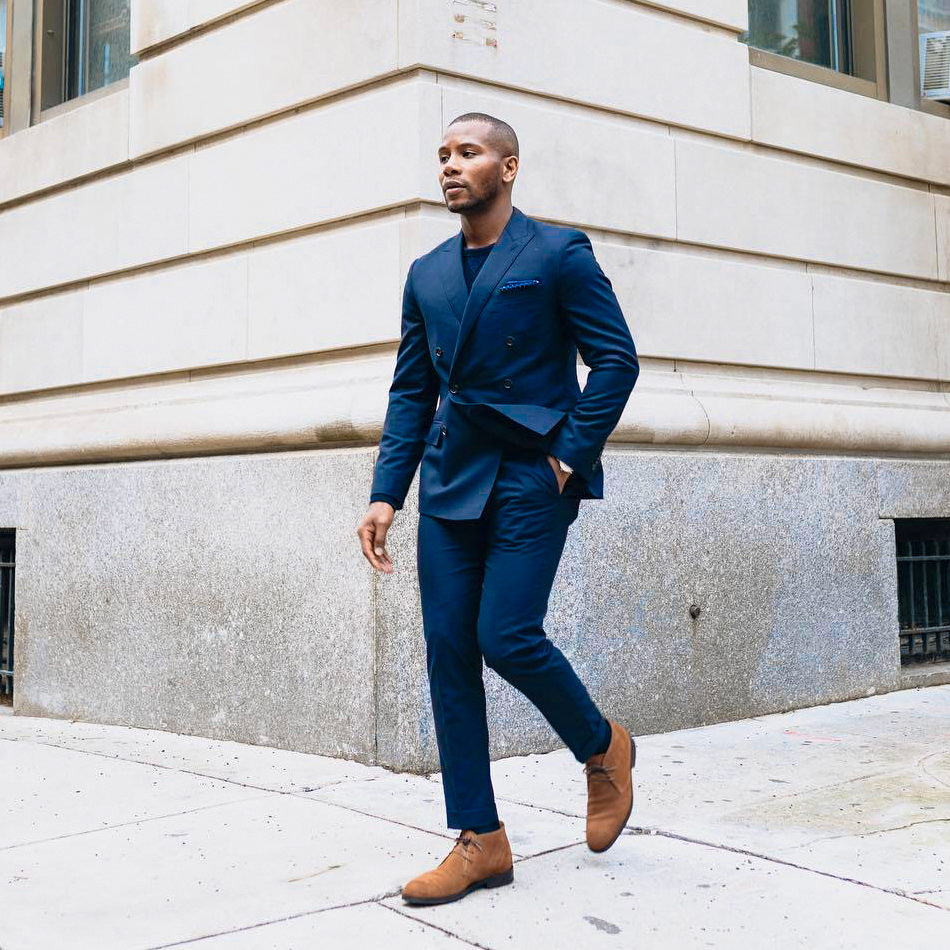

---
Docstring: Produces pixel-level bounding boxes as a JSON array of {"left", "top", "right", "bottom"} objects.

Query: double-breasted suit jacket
[{"left": 370, "top": 205, "right": 639, "bottom": 521}]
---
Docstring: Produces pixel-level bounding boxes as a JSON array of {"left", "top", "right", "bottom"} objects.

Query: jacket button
[
  {"left": 504, "top": 336, "right": 514, "bottom": 347},
  {"left": 449, "top": 383, "right": 458, "bottom": 394},
  {"left": 503, "top": 378, "right": 512, "bottom": 389},
  {"left": 440, "top": 425, "right": 447, "bottom": 435},
  {"left": 434, "top": 346, "right": 443, "bottom": 357}
]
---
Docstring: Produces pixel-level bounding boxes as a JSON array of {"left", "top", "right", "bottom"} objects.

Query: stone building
[{"left": 0, "top": 1, "right": 948, "bottom": 770}]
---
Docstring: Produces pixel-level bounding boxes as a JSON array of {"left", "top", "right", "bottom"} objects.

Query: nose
[{"left": 441, "top": 154, "right": 461, "bottom": 179}]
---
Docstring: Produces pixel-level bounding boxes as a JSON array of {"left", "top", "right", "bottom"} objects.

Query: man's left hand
[{"left": 546, "top": 455, "right": 570, "bottom": 494}]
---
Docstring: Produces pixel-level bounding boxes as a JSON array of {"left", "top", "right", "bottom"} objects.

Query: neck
[{"left": 460, "top": 200, "right": 513, "bottom": 249}]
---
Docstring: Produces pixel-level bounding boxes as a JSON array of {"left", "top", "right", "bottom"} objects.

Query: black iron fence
[
  {"left": 896, "top": 519, "right": 950, "bottom": 665},
  {"left": 0, "top": 530, "right": 13, "bottom": 701}
]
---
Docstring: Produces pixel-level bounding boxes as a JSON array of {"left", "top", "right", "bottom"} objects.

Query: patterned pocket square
[{"left": 499, "top": 278, "right": 541, "bottom": 292}]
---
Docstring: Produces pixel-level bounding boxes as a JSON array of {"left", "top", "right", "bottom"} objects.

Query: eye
[{"left": 463, "top": 150, "right": 475, "bottom": 157}]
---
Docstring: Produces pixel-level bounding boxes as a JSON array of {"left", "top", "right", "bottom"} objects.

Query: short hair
[{"left": 447, "top": 112, "right": 519, "bottom": 159}]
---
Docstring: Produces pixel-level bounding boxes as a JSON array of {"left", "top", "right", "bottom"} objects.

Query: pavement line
[
  {"left": 139, "top": 893, "right": 403, "bottom": 950},
  {"left": 0, "top": 792, "right": 275, "bottom": 852},
  {"left": 0, "top": 732, "right": 381, "bottom": 795},
  {"left": 381, "top": 902, "right": 495, "bottom": 949},
  {"left": 2, "top": 732, "right": 472, "bottom": 855},
  {"left": 482, "top": 787, "right": 950, "bottom": 915},
  {"left": 919, "top": 748, "right": 950, "bottom": 790},
  {"left": 511, "top": 839, "right": 586, "bottom": 863},
  {"left": 287, "top": 789, "right": 470, "bottom": 848},
  {"left": 625, "top": 826, "right": 949, "bottom": 913},
  {"left": 783, "top": 815, "right": 950, "bottom": 849}
]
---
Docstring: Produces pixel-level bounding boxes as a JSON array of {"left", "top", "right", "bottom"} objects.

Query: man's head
[{"left": 438, "top": 112, "right": 519, "bottom": 215}]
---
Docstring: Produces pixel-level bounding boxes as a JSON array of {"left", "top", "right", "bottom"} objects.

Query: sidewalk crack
[
  {"left": 141, "top": 893, "right": 403, "bottom": 950},
  {"left": 626, "top": 826, "right": 949, "bottom": 913},
  {"left": 0, "top": 792, "right": 274, "bottom": 853},
  {"left": 784, "top": 816, "right": 950, "bottom": 850},
  {"left": 382, "top": 902, "right": 494, "bottom": 948}
]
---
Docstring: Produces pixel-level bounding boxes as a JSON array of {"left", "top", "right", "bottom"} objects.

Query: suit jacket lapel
[
  {"left": 440, "top": 230, "right": 468, "bottom": 325},
  {"left": 446, "top": 206, "right": 534, "bottom": 380}
]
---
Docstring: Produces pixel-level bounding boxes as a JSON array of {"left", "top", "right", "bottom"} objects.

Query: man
[{"left": 356, "top": 112, "right": 639, "bottom": 906}]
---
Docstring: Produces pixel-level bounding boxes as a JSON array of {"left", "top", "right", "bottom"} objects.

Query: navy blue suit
[{"left": 370, "top": 206, "right": 639, "bottom": 829}]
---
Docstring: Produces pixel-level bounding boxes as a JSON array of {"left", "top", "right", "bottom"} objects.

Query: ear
[{"left": 503, "top": 155, "right": 519, "bottom": 184}]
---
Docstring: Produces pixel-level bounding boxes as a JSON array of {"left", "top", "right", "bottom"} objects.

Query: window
[
  {"left": 745, "top": 0, "right": 856, "bottom": 72},
  {"left": 0, "top": 531, "right": 13, "bottom": 705},
  {"left": 919, "top": 0, "right": 950, "bottom": 33},
  {"left": 0, "top": 1, "right": 8, "bottom": 133},
  {"left": 741, "top": 1, "right": 887, "bottom": 100},
  {"left": 918, "top": 1, "right": 950, "bottom": 103},
  {"left": 895, "top": 519, "right": 950, "bottom": 666},
  {"left": 39, "top": 0, "right": 137, "bottom": 113}
]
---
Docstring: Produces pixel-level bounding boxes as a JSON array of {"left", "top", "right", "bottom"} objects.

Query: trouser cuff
[
  {"left": 446, "top": 802, "right": 500, "bottom": 830},
  {"left": 574, "top": 716, "right": 611, "bottom": 763}
]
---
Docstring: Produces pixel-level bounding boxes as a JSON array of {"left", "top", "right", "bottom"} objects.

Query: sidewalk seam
[
  {"left": 625, "top": 826, "right": 950, "bottom": 914},
  {"left": 140, "top": 893, "right": 404, "bottom": 950},
  {"left": 381, "top": 902, "right": 494, "bottom": 949}
]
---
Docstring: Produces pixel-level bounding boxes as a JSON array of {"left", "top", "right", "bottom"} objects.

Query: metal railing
[
  {"left": 0, "top": 530, "right": 13, "bottom": 701},
  {"left": 896, "top": 520, "right": 950, "bottom": 665}
]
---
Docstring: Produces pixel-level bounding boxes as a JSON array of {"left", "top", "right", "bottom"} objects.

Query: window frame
[
  {"left": 748, "top": 0, "right": 950, "bottom": 120},
  {"left": 746, "top": 0, "right": 889, "bottom": 102},
  {"left": 915, "top": 0, "right": 950, "bottom": 118},
  {"left": 31, "top": 0, "right": 134, "bottom": 124},
  {"left": 1, "top": 0, "right": 12, "bottom": 138},
  {"left": 0, "top": 529, "right": 14, "bottom": 705}
]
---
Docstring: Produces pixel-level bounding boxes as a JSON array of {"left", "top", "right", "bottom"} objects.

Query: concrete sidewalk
[{"left": 1, "top": 686, "right": 948, "bottom": 949}]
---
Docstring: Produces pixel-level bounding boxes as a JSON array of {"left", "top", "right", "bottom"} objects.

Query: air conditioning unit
[{"left": 920, "top": 30, "right": 950, "bottom": 102}]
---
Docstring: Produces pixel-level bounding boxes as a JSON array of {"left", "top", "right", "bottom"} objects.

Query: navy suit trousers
[{"left": 417, "top": 445, "right": 610, "bottom": 829}]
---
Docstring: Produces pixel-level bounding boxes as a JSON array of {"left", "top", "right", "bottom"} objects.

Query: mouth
[{"left": 444, "top": 184, "right": 466, "bottom": 196}]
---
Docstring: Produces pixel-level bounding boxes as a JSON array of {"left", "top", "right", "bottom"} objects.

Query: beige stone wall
[{"left": 1, "top": 0, "right": 949, "bottom": 465}]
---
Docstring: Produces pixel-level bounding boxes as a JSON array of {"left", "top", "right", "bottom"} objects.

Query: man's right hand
[{"left": 357, "top": 501, "right": 396, "bottom": 573}]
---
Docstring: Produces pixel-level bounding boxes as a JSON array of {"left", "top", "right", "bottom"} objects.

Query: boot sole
[
  {"left": 588, "top": 734, "right": 637, "bottom": 854},
  {"left": 401, "top": 866, "right": 514, "bottom": 906}
]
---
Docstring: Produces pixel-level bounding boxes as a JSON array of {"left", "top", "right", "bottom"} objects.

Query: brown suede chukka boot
[
  {"left": 584, "top": 719, "right": 636, "bottom": 852},
  {"left": 401, "top": 821, "right": 514, "bottom": 906}
]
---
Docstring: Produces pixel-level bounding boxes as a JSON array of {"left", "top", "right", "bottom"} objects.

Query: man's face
[{"left": 437, "top": 121, "right": 515, "bottom": 213}]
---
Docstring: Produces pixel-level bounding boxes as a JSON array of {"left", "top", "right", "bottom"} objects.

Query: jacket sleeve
[
  {"left": 545, "top": 230, "right": 639, "bottom": 479},
  {"left": 369, "top": 260, "right": 440, "bottom": 510}
]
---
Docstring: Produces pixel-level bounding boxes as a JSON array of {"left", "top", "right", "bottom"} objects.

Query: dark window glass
[
  {"left": 741, "top": 1, "right": 855, "bottom": 75},
  {"left": 0, "top": 1, "right": 7, "bottom": 129},
  {"left": 895, "top": 519, "right": 950, "bottom": 666},
  {"left": 65, "top": 0, "right": 137, "bottom": 100},
  {"left": 0, "top": 530, "right": 13, "bottom": 704},
  {"left": 919, "top": 1, "right": 950, "bottom": 34}
]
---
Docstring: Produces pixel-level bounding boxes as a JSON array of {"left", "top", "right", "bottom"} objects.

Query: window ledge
[
  {"left": 37, "top": 76, "right": 129, "bottom": 125},
  {"left": 900, "top": 661, "right": 950, "bottom": 689},
  {"left": 748, "top": 47, "right": 884, "bottom": 101},
  {"left": 918, "top": 96, "right": 950, "bottom": 120}
]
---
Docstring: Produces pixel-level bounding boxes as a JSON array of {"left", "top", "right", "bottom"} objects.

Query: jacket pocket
[
  {"left": 499, "top": 278, "right": 541, "bottom": 292},
  {"left": 483, "top": 402, "right": 566, "bottom": 436},
  {"left": 538, "top": 451, "right": 563, "bottom": 494},
  {"left": 423, "top": 421, "right": 444, "bottom": 446}
]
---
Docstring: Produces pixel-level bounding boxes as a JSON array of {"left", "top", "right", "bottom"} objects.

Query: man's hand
[
  {"left": 357, "top": 501, "right": 396, "bottom": 573},
  {"left": 546, "top": 454, "right": 570, "bottom": 494}
]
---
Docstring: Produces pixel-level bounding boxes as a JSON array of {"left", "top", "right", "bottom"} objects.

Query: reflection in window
[
  {"left": 741, "top": 1, "right": 854, "bottom": 75},
  {"left": 918, "top": 1, "right": 950, "bottom": 101},
  {"left": 0, "top": 1, "right": 7, "bottom": 130},
  {"left": 65, "top": 0, "right": 137, "bottom": 100},
  {"left": 919, "top": 1, "right": 950, "bottom": 34}
]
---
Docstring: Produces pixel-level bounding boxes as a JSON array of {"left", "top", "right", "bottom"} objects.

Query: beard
[{"left": 446, "top": 175, "right": 501, "bottom": 213}]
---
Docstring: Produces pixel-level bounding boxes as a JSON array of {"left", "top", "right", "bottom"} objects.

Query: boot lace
[
  {"left": 583, "top": 758, "right": 620, "bottom": 793},
  {"left": 451, "top": 830, "right": 484, "bottom": 864}
]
